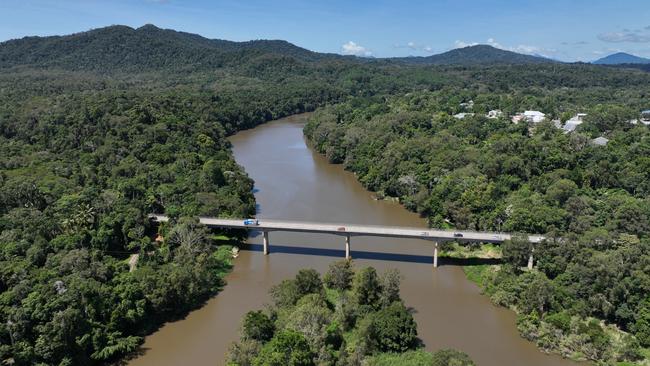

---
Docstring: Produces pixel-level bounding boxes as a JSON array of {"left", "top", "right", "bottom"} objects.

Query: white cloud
[
  {"left": 598, "top": 31, "right": 650, "bottom": 43},
  {"left": 341, "top": 41, "right": 372, "bottom": 57},
  {"left": 454, "top": 40, "right": 478, "bottom": 48},
  {"left": 394, "top": 41, "right": 433, "bottom": 53}
]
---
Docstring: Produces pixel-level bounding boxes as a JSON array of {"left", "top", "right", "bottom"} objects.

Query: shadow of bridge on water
[{"left": 238, "top": 243, "right": 501, "bottom": 267}]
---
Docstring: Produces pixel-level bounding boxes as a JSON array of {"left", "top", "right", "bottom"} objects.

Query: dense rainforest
[
  {"left": 304, "top": 83, "right": 650, "bottom": 363},
  {"left": 1, "top": 24, "right": 650, "bottom": 365},
  {"left": 227, "top": 262, "right": 475, "bottom": 366}
]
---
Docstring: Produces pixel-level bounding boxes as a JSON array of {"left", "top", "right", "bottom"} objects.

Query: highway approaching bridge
[{"left": 149, "top": 215, "right": 543, "bottom": 268}]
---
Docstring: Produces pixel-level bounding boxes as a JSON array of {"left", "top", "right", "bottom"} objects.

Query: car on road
[
  {"left": 243, "top": 219, "right": 259, "bottom": 226},
  {"left": 453, "top": 232, "right": 464, "bottom": 238},
  {"left": 337, "top": 227, "right": 346, "bottom": 232}
]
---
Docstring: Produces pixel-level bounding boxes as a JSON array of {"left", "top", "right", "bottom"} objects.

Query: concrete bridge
[{"left": 149, "top": 215, "right": 543, "bottom": 268}]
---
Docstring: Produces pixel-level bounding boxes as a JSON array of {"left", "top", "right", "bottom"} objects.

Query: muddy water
[{"left": 130, "top": 114, "right": 576, "bottom": 366}]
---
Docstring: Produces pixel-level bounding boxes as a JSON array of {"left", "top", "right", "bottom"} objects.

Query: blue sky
[{"left": 1, "top": 0, "right": 650, "bottom": 61}]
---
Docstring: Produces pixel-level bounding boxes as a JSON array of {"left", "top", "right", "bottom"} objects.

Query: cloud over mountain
[{"left": 341, "top": 41, "right": 372, "bottom": 57}]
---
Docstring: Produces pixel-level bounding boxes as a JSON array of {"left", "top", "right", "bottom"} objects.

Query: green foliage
[
  {"left": 294, "top": 269, "right": 324, "bottom": 296},
  {"left": 430, "top": 349, "right": 477, "bottom": 366},
  {"left": 635, "top": 298, "right": 650, "bottom": 347},
  {"left": 364, "top": 302, "right": 418, "bottom": 353},
  {"left": 366, "top": 349, "right": 475, "bottom": 366},
  {"left": 352, "top": 267, "right": 382, "bottom": 308},
  {"left": 253, "top": 330, "right": 315, "bottom": 366},
  {"left": 243, "top": 311, "right": 275, "bottom": 342},
  {"left": 323, "top": 260, "right": 353, "bottom": 291}
]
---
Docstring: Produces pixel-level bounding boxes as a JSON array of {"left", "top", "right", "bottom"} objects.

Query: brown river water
[{"left": 129, "top": 113, "right": 578, "bottom": 365}]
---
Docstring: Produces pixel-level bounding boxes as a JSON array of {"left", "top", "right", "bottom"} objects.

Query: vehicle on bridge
[{"left": 243, "top": 219, "right": 259, "bottom": 226}]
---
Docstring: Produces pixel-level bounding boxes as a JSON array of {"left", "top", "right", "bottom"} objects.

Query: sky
[{"left": 1, "top": 0, "right": 650, "bottom": 62}]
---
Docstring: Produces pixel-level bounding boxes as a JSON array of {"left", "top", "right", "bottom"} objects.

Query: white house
[
  {"left": 523, "top": 111, "right": 546, "bottom": 123},
  {"left": 486, "top": 110, "right": 503, "bottom": 119},
  {"left": 562, "top": 113, "right": 587, "bottom": 133},
  {"left": 512, "top": 113, "right": 525, "bottom": 124},
  {"left": 591, "top": 136, "right": 609, "bottom": 146},
  {"left": 460, "top": 100, "right": 474, "bottom": 109},
  {"left": 453, "top": 112, "right": 474, "bottom": 120}
]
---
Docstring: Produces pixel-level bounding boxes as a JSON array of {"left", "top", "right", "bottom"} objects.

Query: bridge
[{"left": 149, "top": 215, "right": 543, "bottom": 268}]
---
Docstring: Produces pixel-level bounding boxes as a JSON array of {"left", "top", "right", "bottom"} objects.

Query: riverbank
[{"left": 464, "top": 266, "right": 649, "bottom": 365}]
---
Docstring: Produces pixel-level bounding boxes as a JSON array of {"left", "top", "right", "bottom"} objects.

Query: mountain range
[{"left": 0, "top": 24, "right": 648, "bottom": 71}]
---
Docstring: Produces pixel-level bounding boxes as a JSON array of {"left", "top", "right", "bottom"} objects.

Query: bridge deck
[{"left": 149, "top": 215, "right": 543, "bottom": 243}]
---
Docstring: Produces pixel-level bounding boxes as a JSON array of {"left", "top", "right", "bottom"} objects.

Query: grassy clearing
[{"left": 439, "top": 242, "right": 501, "bottom": 259}]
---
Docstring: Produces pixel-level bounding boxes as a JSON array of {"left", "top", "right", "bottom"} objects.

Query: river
[{"left": 129, "top": 113, "right": 577, "bottom": 366}]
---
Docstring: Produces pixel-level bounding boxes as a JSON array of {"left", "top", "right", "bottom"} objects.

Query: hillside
[
  {"left": 0, "top": 27, "right": 560, "bottom": 73},
  {"left": 593, "top": 52, "right": 650, "bottom": 65},
  {"left": 394, "top": 45, "right": 555, "bottom": 65},
  {"left": 0, "top": 24, "right": 339, "bottom": 72}
]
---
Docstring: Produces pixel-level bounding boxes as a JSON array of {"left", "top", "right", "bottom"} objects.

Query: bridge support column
[
  {"left": 263, "top": 231, "right": 269, "bottom": 255},
  {"left": 433, "top": 242, "right": 438, "bottom": 268},
  {"left": 345, "top": 235, "right": 351, "bottom": 260}
]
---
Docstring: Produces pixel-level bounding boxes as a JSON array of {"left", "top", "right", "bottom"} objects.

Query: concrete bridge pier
[
  {"left": 433, "top": 242, "right": 439, "bottom": 268},
  {"left": 527, "top": 247, "right": 534, "bottom": 270},
  {"left": 345, "top": 235, "right": 351, "bottom": 260},
  {"left": 263, "top": 231, "right": 269, "bottom": 255}
]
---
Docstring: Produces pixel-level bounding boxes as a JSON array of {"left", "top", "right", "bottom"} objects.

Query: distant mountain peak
[
  {"left": 393, "top": 44, "right": 555, "bottom": 65},
  {"left": 593, "top": 52, "right": 650, "bottom": 65}
]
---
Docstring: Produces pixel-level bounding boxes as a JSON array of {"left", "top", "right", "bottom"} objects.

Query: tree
[
  {"left": 431, "top": 349, "right": 476, "bottom": 366},
  {"left": 323, "top": 260, "right": 353, "bottom": 291},
  {"left": 367, "top": 302, "right": 418, "bottom": 353},
  {"left": 253, "top": 330, "right": 314, "bottom": 366},
  {"left": 634, "top": 297, "right": 650, "bottom": 347},
  {"left": 353, "top": 267, "right": 382, "bottom": 308},
  {"left": 379, "top": 269, "right": 402, "bottom": 308},
  {"left": 242, "top": 311, "right": 274, "bottom": 342},
  {"left": 502, "top": 235, "right": 532, "bottom": 269},
  {"left": 519, "top": 272, "right": 555, "bottom": 317},
  {"left": 294, "top": 269, "right": 323, "bottom": 297},
  {"left": 270, "top": 279, "right": 301, "bottom": 308}
]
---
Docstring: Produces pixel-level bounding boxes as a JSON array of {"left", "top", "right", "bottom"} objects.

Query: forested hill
[
  {"left": 0, "top": 24, "right": 346, "bottom": 72},
  {"left": 393, "top": 45, "right": 555, "bottom": 65},
  {"left": 0, "top": 25, "right": 562, "bottom": 73}
]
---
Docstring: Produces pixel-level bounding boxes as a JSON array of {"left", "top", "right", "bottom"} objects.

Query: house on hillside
[
  {"left": 591, "top": 136, "right": 609, "bottom": 146},
  {"left": 563, "top": 113, "right": 587, "bottom": 133},
  {"left": 523, "top": 111, "right": 546, "bottom": 123},
  {"left": 642, "top": 110, "right": 650, "bottom": 120},
  {"left": 460, "top": 100, "right": 474, "bottom": 109},
  {"left": 453, "top": 112, "right": 474, "bottom": 120},
  {"left": 513, "top": 111, "right": 546, "bottom": 124},
  {"left": 486, "top": 109, "right": 503, "bottom": 119}
]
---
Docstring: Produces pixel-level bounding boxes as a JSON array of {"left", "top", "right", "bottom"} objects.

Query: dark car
[{"left": 453, "top": 232, "right": 463, "bottom": 238}]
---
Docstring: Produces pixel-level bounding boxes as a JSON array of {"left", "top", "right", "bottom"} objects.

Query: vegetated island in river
[{"left": 226, "top": 261, "right": 475, "bottom": 366}]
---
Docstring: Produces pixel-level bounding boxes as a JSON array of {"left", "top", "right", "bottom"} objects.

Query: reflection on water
[{"left": 129, "top": 114, "right": 577, "bottom": 366}]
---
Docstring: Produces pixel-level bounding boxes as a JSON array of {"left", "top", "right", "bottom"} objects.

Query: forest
[
  {"left": 226, "top": 262, "right": 475, "bottom": 366},
  {"left": 304, "top": 83, "right": 650, "bottom": 363},
  {"left": 1, "top": 24, "right": 650, "bottom": 365}
]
